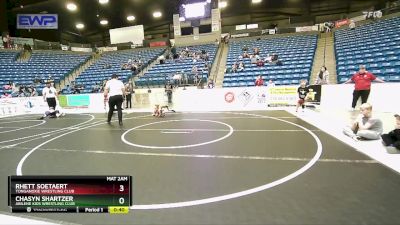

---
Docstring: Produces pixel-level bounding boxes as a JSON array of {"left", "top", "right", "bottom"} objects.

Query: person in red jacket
[
  {"left": 344, "top": 65, "right": 384, "bottom": 110},
  {"left": 255, "top": 75, "right": 264, "bottom": 86}
]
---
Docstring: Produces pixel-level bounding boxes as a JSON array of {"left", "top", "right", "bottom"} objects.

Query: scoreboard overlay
[{"left": 8, "top": 176, "right": 132, "bottom": 213}]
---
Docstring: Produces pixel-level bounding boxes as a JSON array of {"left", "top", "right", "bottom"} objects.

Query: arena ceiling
[{"left": 7, "top": 0, "right": 389, "bottom": 37}]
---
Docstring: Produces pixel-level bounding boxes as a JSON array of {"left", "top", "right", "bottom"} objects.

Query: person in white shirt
[
  {"left": 349, "top": 20, "right": 355, "bottom": 29},
  {"left": 104, "top": 74, "right": 126, "bottom": 125},
  {"left": 267, "top": 79, "right": 275, "bottom": 87},
  {"left": 315, "top": 66, "right": 330, "bottom": 85},
  {"left": 42, "top": 82, "right": 58, "bottom": 109}
]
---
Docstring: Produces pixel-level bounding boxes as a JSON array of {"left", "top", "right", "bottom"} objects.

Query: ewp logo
[{"left": 17, "top": 14, "right": 58, "bottom": 29}]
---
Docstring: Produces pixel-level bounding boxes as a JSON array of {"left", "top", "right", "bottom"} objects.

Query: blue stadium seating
[
  {"left": 0, "top": 50, "right": 90, "bottom": 96},
  {"left": 74, "top": 48, "right": 164, "bottom": 93},
  {"left": 135, "top": 44, "right": 218, "bottom": 87},
  {"left": 223, "top": 34, "right": 317, "bottom": 87},
  {"left": 335, "top": 17, "right": 400, "bottom": 83}
]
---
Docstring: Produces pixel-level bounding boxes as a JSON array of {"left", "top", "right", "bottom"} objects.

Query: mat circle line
[
  {"left": 121, "top": 119, "right": 234, "bottom": 149},
  {"left": 16, "top": 112, "right": 322, "bottom": 210},
  {"left": 0, "top": 120, "right": 46, "bottom": 134}
]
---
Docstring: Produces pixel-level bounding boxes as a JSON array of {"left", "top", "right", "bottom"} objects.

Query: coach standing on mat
[
  {"left": 42, "top": 82, "right": 58, "bottom": 109},
  {"left": 344, "top": 65, "right": 384, "bottom": 110},
  {"left": 104, "top": 74, "right": 126, "bottom": 125}
]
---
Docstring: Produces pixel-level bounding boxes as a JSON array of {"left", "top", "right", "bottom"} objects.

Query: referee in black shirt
[{"left": 104, "top": 74, "right": 126, "bottom": 125}]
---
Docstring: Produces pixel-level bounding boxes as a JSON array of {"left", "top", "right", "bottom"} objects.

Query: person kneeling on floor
[
  {"left": 39, "top": 107, "right": 65, "bottom": 119},
  {"left": 381, "top": 114, "right": 400, "bottom": 153},
  {"left": 343, "top": 103, "right": 383, "bottom": 141}
]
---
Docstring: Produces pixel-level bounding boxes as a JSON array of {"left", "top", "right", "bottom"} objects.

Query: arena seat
[
  {"left": 135, "top": 44, "right": 218, "bottom": 87},
  {"left": 223, "top": 34, "right": 317, "bottom": 87},
  {"left": 0, "top": 50, "right": 90, "bottom": 95},
  {"left": 74, "top": 48, "right": 164, "bottom": 93},
  {"left": 335, "top": 17, "right": 400, "bottom": 83}
]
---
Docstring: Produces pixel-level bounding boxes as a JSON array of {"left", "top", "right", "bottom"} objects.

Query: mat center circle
[{"left": 121, "top": 119, "right": 234, "bottom": 149}]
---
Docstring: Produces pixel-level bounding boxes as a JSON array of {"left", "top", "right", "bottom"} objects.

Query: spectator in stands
[
  {"left": 47, "top": 75, "right": 54, "bottom": 84},
  {"left": 33, "top": 76, "right": 41, "bottom": 84},
  {"left": 192, "top": 65, "right": 198, "bottom": 74},
  {"left": 270, "top": 53, "right": 278, "bottom": 63},
  {"left": 250, "top": 55, "right": 258, "bottom": 64},
  {"left": 171, "top": 45, "right": 177, "bottom": 56},
  {"left": 343, "top": 103, "right": 383, "bottom": 140},
  {"left": 159, "top": 55, "right": 165, "bottom": 64},
  {"left": 121, "top": 63, "right": 128, "bottom": 70},
  {"left": 3, "top": 82, "right": 11, "bottom": 90},
  {"left": 31, "top": 88, "right": 38, "bottom": 97},
  {"left": 103, "top": 63, "right": 111, "bottom": 69},
  {"left": 92, "top": 83, "right": 100, "bottom": 93},
  {"left": 2, "top": 34, "right": 11, "bottom": 49},
  {"left": 324, "top": 21, "right": 333, "bottom": 32},
  {"left": 381, "top": 114, "right": 400, "bottom": 153},
  {"left": 11, "top": 83, "right": 18, "bottom": 96},
  {"left": 315, "top": 66, "right": 329, "bottom": 85},
  {"left": 256, "top": 59, "right": 265, "bottom": 67},
  {"left": 207, "top": 79, "right": 215, "bottom": 89},
  {"left": 255, "top": 75, "right": 264, "bottom": 86},
  {"left": 1, "top": 92, "right": 11, "bottom": 98},
  {"left": 264, "top": 54, "right": 272, "bottom": 63},
  {"left": 173, "top": 72, "right": 182, "bottom": 87},
  {"left": 267, "top": 80, "right": 275, "bottom": 87},
  {"left": 242, "top": 46, "right": 248, "bottom": 52},
  {"left": 231, "top": 63, "right": 238, "bottom": 73},
  {"left": 243, "top": 51, "right": 250, "bottom": 58},
  {"left": 18, "top": 86, "right": 26, "bottom": 97},
  {"left": 343, "top": 65, "right": 385, "bottom": 110},
  {"left": 349, "top": 20, "right": 355, "bottom": 30},
  {"left": 238, "top": 62, "right": 245, "bottom": 71},
  {"left": 253, "top": 47, "right": 260, "bottom": 55},
  {"left": 215, "top": 39, "right": 219, "bottom": 45}
]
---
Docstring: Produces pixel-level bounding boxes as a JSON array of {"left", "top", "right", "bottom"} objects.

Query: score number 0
[{"left": 119, "top": 185, "right": 125, "bottom": 205}]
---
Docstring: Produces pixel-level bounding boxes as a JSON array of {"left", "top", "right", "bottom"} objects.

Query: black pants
[
  {"left": 381, "top": 129, "right": 400, "bottom": 150},
  {"left": 166, "top": 91, "right": 172, "bottom": 103},
  {"left": 352, "top": 89, "right": 370, "bottom": 108},
  {"left": 46, "top": 97, "right": 56, "bottom": 109},
  {"left": 126, "top": 94, "right": 132, "bottom": 108},
  {"left": 108, "top": 95, "right": 123, "bottom": 123}
]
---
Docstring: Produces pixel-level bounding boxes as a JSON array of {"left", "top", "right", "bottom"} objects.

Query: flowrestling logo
[{"left": 17, "top": 14, "right": 58, "bottom": 29}]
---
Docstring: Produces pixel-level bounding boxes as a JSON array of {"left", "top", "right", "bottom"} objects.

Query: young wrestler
[
  {"left": 296, "top": 79, "right": 309, "bottom": 112},
  {"left": 381, "top": 114, "right": 400, "bottom": 153},
  {"left": 152, "top": 105, "right": 176, "bottom": 117},
  {"left": 39, "top": 107, "right": 65, "bottom": 119}
]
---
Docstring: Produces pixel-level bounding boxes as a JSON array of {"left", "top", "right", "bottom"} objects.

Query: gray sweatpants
[{"left": 343, "top": 126, "right": 381, "bottom": 140}]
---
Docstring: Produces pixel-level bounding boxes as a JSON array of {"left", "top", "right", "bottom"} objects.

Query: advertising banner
[{"left": 17, "top": 14, "right": 58, "bottom": 29}]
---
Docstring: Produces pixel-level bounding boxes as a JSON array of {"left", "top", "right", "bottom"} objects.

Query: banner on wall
[
  {"left": 306, "top": 85, "right": 322, "bottom": 104},
  {"left": 71, "top": 47, "right": 92, "bottom": 52},
  {"left": 267, "top": 86, "right": 298, "bottom": 106},
  {"left": 11, "top": 37, "right": 34, "bottom": 46},
  {"left": 17, "top": 14, "right": 58, "bottom": 29},
  {"left": 335, "top": 19, "right": 349, "bottom": 28},
  {"left": 149, "top": 41, "right": 167, "bottom": 47},
  {"left": 211, "top": 8, "right": 221, "bottom": 32},
  {"left": 59, "top": 95, "right": 90, "bottom": 108},
  {"left": 295, "top": 25, "right": 319, "bottom": 32}
]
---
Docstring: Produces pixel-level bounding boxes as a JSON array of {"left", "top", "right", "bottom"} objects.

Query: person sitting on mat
[
  {"left": 343, "top": 103, "right": 383, "bottom": 141},
  {"left": 381, "top": 114, "right": 400, "bottom": 153},
  {"left": 152, "top": 104, "right": 176, "bottom": 118},
  {"left": 39, "top": 107, "right": 65, "bottom": 119}
]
